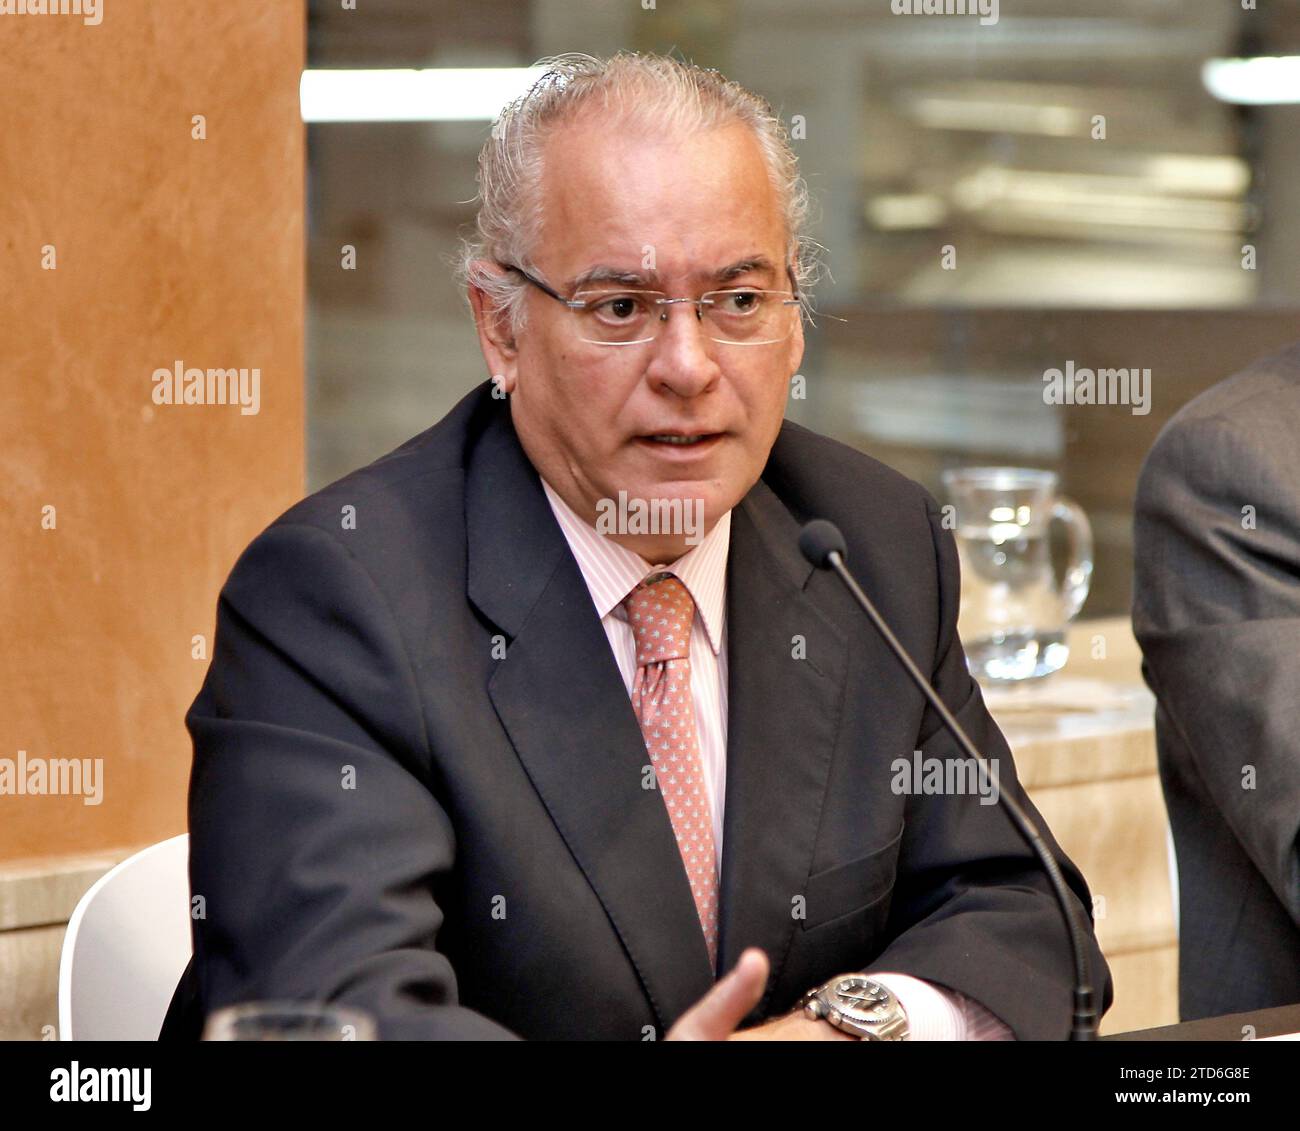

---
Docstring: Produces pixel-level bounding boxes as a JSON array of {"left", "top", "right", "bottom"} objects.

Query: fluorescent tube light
[
  {"left": 1202, "top": 57, "right": 1300, "bottom": 105},
  {"left": 300, "top": 68, "right": 549, "bottom": 123}
]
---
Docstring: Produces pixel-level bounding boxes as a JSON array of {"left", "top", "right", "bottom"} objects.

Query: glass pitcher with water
[{"left": 941, "top": 467, "right": 1093, "bottom": 683}]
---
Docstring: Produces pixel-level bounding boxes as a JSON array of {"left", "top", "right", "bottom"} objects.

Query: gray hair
[{"left": 455, "top": 51, "right": 822, "bottom": 338}]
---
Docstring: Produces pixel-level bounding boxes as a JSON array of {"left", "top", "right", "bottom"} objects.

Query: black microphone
[{"left": 798, "top": 518, "right": 1098, "bottom": 1041}]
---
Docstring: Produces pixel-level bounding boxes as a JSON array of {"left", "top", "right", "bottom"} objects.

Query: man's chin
[
  {"left": 623, "top": 481, "right": 735, "bottom": 523},
  {"left": 589, "top": 475, "right": 743, "bottom": 552}
]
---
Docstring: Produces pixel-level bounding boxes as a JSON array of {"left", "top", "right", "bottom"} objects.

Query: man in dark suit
[
  {"left": 1133, "top": 341, "right": 1300, "bottom": 1021},
  {"left": 161, "top": 52, "right": 1109, "bottom": 1041}
]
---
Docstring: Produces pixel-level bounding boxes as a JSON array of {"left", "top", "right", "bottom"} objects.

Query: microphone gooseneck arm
[{"left": 798, "top": 518, "right": 1098, "bottom": 1040}]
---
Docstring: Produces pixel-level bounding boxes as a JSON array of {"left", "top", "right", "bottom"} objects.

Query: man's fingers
[{"left": 664, "top": 947, "right": 770, "bottom": 1040}]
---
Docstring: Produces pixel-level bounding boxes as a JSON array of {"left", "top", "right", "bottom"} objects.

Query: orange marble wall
[{"left": 0, "top": 2, "right": 305, "bottom": 863}]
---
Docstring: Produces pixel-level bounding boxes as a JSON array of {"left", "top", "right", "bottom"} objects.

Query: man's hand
[
  {"left": 727, "top": 1013, "right": 856, "bottom": 1041},
  {"left": 664, "top": 948, "right": 770, "bottom": 1040},
  {"left": 664, "top": 948, "right": 856, "bottom": 1041}
]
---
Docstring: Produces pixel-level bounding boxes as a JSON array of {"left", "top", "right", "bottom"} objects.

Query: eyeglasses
[{"left": 499, "top": 263, "right": 801, "bottom": 347}]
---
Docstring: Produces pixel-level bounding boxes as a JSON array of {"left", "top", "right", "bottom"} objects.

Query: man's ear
[
  {"left": 468, "top": 262, "right": 520, "bottom": 394},
  {"left": 786, "top": 297, "right": 806, "bottom": 380},
  {"left": 784, "top": 249, "right": 806, "bottom": 378}
]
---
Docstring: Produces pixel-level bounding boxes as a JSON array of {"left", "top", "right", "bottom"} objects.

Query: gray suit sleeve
[
  {"left": 1133, "top": 413, "right": 1300, "bottom": 925},
  {"left": 184, "top": 522, "right": 521, "bottom": 1040}
]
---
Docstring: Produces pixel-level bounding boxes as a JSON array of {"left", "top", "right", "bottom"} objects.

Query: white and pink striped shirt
[{"left": 540, "top": 477, "right": 1014, "bottom": 1041}]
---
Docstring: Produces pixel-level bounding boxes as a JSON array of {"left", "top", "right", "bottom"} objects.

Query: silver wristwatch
[{"left": 797, "top": 974, "right": 910, "bottom": 1040}]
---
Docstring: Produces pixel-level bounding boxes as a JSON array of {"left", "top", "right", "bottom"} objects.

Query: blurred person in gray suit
[{"left": 1133, "top": 341, "right": 1300, "bottom": 1021}]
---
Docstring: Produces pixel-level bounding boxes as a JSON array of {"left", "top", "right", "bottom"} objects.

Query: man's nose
[{"left": 644, "top": 303, "right": 721, "bottom": 395}]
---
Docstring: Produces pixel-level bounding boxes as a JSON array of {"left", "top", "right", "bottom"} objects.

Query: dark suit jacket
[
  {"left": 1133, "top": 342, "right": 1300, "bottom": 1020},
  {"left": 161, "top": 379, "right": 1110, "bottom": 1040}
]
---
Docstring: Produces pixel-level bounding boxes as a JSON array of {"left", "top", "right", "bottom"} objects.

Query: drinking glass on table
[{"left": 201, "top": 1001, "right": 377, "bottom": 1041}]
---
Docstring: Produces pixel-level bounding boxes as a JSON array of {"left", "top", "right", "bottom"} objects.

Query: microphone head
[{"left": 798, "top": 519, "right": 847, "bottom": 569}]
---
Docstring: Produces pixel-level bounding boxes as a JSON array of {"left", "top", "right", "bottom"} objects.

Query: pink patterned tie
[{"left": 623, "top": 573, "right": 719, "bottom": 973}]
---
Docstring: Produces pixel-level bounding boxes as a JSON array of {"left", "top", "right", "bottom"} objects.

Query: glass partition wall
[{"left": 306, "top": 0, "right": 1300, "bottom": 617}]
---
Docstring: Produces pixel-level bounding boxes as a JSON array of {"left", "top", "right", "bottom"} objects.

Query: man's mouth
[{"left": 637, "top": 431, "right": 724, "bottom": 448}]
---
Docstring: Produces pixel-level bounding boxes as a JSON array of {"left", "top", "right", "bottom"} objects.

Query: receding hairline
[
  {"left": 531, "top": 114, "right": 796, "bottom": 290},
  {"left": 537, "top": 106, "right": 784, "bottom": 195}
]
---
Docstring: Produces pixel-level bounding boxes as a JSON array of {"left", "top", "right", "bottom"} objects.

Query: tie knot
[{"left": 623, "top": 573, "right": 695, "bottom": 664}]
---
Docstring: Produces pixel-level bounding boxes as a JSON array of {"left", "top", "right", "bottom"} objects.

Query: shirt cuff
[{"left": 866, "top": 972, "right": 1015, "bottom": 1041}]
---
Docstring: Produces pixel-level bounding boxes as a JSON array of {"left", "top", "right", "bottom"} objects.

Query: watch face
[{"left": 830, "top": 977, "right": 895, "bottom": 1026}]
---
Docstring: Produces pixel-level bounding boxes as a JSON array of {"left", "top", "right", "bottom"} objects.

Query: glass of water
[
  {"left": 201, "top": 1001, "right": 377, "bottom": 1041},
  {"left": 941, "top": 467, "right": 1093, "bottom": 683}
]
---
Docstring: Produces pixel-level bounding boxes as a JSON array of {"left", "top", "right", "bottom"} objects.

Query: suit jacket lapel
[
  {"left": 466, "top": 399, "right": 715, "bottom": 1032},
  {"left": 717, "top": 479, "right": 850, "bottom": 1019}
]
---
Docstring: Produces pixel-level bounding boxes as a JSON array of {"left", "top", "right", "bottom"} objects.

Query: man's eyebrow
[
  {"left": 566, "top": 256, "right": 779, "bottom": 292},
  {"left": 567, "top": 265, "right": 654, "bottom": 290},
  {"left": 712, "top": 256, "right": 778, "bottom": 284}
]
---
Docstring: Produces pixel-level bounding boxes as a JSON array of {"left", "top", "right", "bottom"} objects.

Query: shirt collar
[{"left": 539, "top": 477, "right": 730, "bottom": 657}]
